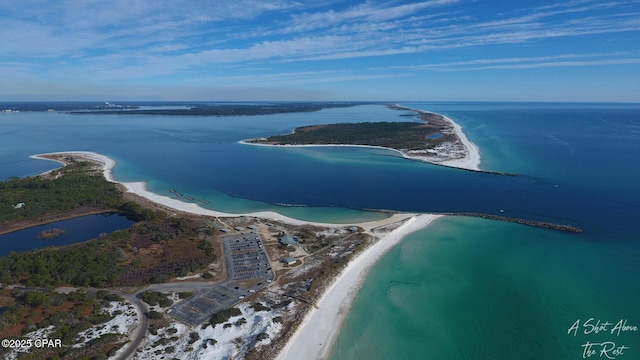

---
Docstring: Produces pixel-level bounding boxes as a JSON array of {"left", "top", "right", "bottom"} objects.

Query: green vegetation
[
  {"left": 188, "top": 331, "right": 200, "bottom": 344},
  {"left": 140, "top": 291, "right": 172, "bottom": 307},
  {"left": 0, "top": 288, "right": 127, "bottom": 359},
  {"left": 0, "top": 161, "right": 217, "bottom": 288},
  {"left": 210, "top": 307, "right": 241, "bottom": 326},
  {"left": 71, "top": 102, "right": 358, "bottom": 116},
  {"left": 0, "top": 216, "right": 217, "bottom": 287},
  {"left": 118, "top": 201, "right": 160, "bottom": 221},
  {"left": 260, "top": 121, "right": 455, "bottom": 151},
  {"left": 148, "top": 310, "right": 162, "bottom": 320},
  {"left": 0, "top": 160, "right": 122, "bottom": 224},
  {"left": 250, "top": 303, "right": 272, "bottom": 312}
]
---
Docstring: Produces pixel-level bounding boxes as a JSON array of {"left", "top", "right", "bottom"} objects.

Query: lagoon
[{"left": 0, "top": 213, "right": 135, "bottom": 256}]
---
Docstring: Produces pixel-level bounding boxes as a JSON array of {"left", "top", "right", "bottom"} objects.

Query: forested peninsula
[
  {"left": 247, "top": 104, "right": 457, "bottom": 154},
  {"left": 252, "top": 121, "right": 454, "bottom": 150},
  {"left": 0, "top": 159, "right": 216, "bottom": 288}
]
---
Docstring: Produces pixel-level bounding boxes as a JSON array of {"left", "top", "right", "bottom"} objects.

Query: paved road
[
  {"left": 112, "top": 291, "right": 149, "bottom": 360},
  {"left": 47, "top": 231, "right": 277, "bottom": 358},
  {"left": 53, "top": 286, "right": 150, "bottom": 360}
]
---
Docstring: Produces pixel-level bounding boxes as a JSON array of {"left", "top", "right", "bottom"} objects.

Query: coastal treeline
[
  {"left": 0, "top": 216, "right": 217, "bottom": 288},
  {"left": 0, "top": 160, "right": 218, "bottom": 288},
  {"left": 71, "top": 102, "right": 359, "bottom": 116},
  {"left": 260, "top": 122, "right": 455, "bottom": 150},
  {"left": 0, "top": 160, "right": 121, "bottom": 224}
]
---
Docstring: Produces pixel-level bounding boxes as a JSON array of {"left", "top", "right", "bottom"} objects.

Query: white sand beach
[
  {"left": 241, "top": 107, "right": 481, "bottom": 172},
  {"left": 277, "top": 214, "right": 441, "bottom": 360},
  {"left": 436, "top": 113, "right": 481, "bottom": 171},
  {"left": 30, "top": 150, "right": 446, "bottom": 360},
  {"left": 31, "top": 152, "right": 416, "bottom": 231}
]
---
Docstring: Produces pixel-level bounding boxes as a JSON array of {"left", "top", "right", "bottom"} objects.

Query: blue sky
[{"left": 1, "top": 0, "right": 639, "bottom": 102}]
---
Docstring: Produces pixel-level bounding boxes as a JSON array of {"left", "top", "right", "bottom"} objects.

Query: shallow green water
[{"left": 330, "top": 217, "right": 640, "bottom": 360}]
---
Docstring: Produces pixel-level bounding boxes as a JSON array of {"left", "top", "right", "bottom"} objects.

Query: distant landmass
[
  {"left": 251, "top": 121, "right": 453, "bottom": 150},
  {"left": 70, "top": 102, "right": 362, "bottom": 116},
  {"left": 1, "top": 101, "right": 373, "bottom": 115}
]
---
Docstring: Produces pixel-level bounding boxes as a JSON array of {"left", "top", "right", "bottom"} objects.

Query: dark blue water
[
  {"left": 328, "top": 103, "right": 640, "bottom": 360},
  {"left": 0, "top": 213, "right": 135, "bottom": 256},
  {"left": 1, "top": 103, "right": 638, "bottom": 239},
  {"left": 2, "top": 102, "right": 639, "bottom": 358}
]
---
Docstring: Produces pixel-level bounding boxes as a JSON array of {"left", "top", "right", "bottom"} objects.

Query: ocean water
[
  {"left": 1, "top": 102, "right": 639, "bottom": 358},
  {"left": 331, "top": 217, "right": 640, "bottom": 360},
  {"left": 330, "top": 103, "right": 640, "bottom": 360}
]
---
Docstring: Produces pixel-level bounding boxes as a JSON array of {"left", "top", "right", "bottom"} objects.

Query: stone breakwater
[{"left": 443, "top": 212, "right": 584, "bottom": 233}]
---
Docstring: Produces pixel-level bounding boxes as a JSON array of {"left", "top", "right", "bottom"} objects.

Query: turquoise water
[
  {"left": 329, "top": 103, "right": 640, "bottom": 360},
  {"left": 331, "top": 217, "right": 640, "bottom": 360},
  {"left": 1, "top": 102, "right": 639, "bottom": 358}
]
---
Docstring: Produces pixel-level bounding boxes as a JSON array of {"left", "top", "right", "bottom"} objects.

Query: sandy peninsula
[{"left": 399, "top": 106, "right": 480, "bottom": 171}]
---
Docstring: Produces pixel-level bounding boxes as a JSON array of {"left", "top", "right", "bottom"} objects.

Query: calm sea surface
[
  {"left": 331, "top": 102, "right": 640, "bottom": 360},
  {"left": 1, "top": 102, "right": 639, "bottom": 358}
]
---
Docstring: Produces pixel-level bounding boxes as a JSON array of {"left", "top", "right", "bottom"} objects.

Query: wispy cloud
[
  {"left": 400, "top": 52, "right": 640, "bottom": 71},
  {"left": 1, "top": 0, "right": 639, "bottom": 100},
  {"left": 446, "top": 58, "right": 640, "bottom": 71},
  {"left": 3, "top": 0, "right": 637, "bottom": 64}
]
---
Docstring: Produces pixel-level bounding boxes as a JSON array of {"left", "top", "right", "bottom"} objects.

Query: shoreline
[
  {"left": 29, "top": 109, "right": 483, "bottom": 357},
  {"left": 393, "top": 105, "right": 481, "bottom": 171},
  {"left": 277, "top": 214, "right": 441, "bottom": 360},
  {"left": 31, "top": 151, "right": 402, "bottom": 228},
  {"left": 241, "top": 107, "right": 481, "bottom": 172},
  {"left": 29, "top": 150, "right": 443, "bottom": 359}
]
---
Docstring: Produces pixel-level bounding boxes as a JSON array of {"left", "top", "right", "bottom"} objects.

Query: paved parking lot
[{"left": 168, "top": 232, "right": 275, "bottom": 326}]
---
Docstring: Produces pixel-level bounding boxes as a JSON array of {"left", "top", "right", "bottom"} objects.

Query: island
[
  {"left": 245, "top": 104, "right": 484, "bottom": 172},
  {"left": 37, "top": 228, "right": 65, "bottom": 239}
]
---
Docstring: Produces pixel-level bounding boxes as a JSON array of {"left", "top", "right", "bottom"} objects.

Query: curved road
[{"left": 112, "top": 291, "right": 149, "bottom": 360}]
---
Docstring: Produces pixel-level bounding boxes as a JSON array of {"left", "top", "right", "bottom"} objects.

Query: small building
[
  {"left": 220, "top": 228, "right": 231, "bottom": 233},
  {"left": 347, "top": 226, "right": 359, "bottom": 232},
  {"left": 247, "top": 225, "right": 257, "bottom": 230},
  {"left": 280, "top": 234, "right": 296, "bottom": 246},
  {"left": 234, "top": 227, "right": 245, "bottom": 232},
  {"left": 282, "top": 257, "right": 296, "bottom": 265},
  {"left": 13, "top": 203, "right": 25, "bottom": 209}
]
